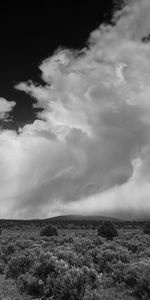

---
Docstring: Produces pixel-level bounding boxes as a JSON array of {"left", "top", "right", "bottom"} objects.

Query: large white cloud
[{"left": 1, "top": 0, "right": 150, "bottom": 219}]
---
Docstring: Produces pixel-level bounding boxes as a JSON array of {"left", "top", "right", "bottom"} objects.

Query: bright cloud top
[{"left": 1, "top": 0, "right": 150, "bottom": 219}]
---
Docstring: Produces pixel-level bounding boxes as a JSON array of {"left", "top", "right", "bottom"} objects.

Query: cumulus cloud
[
  {"left": 0, "top": 98, "right": 15, "bottom": 120},
  {"left": 0, "top": 0, "right": 150, "bottom": 219}
]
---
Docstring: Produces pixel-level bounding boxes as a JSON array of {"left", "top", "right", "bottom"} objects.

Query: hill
[
  {"left": 0, "top": 214, "right": 149, "bottom": 229},
  {"left": 49, "top": 214, "right": 122, "bottom": 222}
]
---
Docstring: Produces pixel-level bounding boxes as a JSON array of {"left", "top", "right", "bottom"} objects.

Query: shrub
[
  {"left": 73, "top": 237, "right": 94, "bottom": 253},
  {"left": 52, "top": 266, "right": 100, "bottom": 300},
  {"left": 56, "top": 249, "right": 83, "bottom": 267},
  {"left": 98, "top": 221, "right": 118, "bottom": 240},
  {"left": 40, "top": 225, "right": 58, "bottom": 237},
  {"left": 93, "top": 247, "right": 130, "bottom": 274},
  {"left": 6, "top": 254, "right": 33, "bottom": 279},
  {"left": 17, "top": 273, "right": 43, "bottom": 296},
  {"left": 0, "top": 262, "right": 5, "bottom": 274},
  {"left": 33, "top": 253, "right": 59, "bottom": 281},
  {"left": 143, "top": 221, "right": 150, "bottom": 234},
  {"left": 4, "top": 243, "right": 16, "bottom": 256},
  {"left": 17, "top": 251, "right": 101, "bottom": 299},
  {"left": 124, "top": 259, "right": 150, "bottom": 299}
]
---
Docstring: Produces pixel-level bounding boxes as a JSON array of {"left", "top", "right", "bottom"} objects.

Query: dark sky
[{"left": 0, "top": 1, "right": 114, "bottom": 129}]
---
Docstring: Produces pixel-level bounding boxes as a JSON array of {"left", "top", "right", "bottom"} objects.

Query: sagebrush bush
[
  {"left": 0, "top": 262, "right": 5, "bottom": 274},
  {"left": 124, "top": 258, "right": 150, "bottom": 299},
  {"left": 50, "top": 266, "right": 101, "bottom": 300},
  {"left": 6, "top": 254, "right": 33, "bottom": 279},
  {"left": 98, "top": 221, "right": 118, "bottom": 240},
  {"left": 17, "top": 273, "right": 43, "bottom": 296},
  {"left": 56, "top": 249, "right": 83, "bottom": 267},
  {"left": 40, "top": 225, "right": 58, "bottom": 237}
]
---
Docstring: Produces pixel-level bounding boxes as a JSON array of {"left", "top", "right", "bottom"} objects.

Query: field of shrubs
[{"left": 0, "top": 220, "right": 150, "bottom": 300}]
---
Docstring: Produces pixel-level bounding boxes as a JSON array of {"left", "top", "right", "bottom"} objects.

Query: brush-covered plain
[{"left": 0, "top": 220, "right": 150, "bottom": 300}]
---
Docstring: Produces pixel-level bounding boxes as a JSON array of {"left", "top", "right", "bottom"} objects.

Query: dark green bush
[
  {"left": 143, "top": 221, "right": 150, "bottom": 234},
  {"left": 40, "top": 225, "right": 58, "bottom": 237},
  {"left": 98, "top": 221, "right": 118, "bottom": 240}
]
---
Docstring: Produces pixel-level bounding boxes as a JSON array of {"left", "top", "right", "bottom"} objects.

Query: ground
[{"left": 0, "top": 223, "right": 149, "bottom": 299}]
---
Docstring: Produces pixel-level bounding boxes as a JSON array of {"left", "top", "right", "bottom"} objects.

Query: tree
[
  {"left": 40, "top": 225, "right": 58, "bottom": 237},
  {"left": 143, "top": 221, "right": 150, "bottom": 234},
  {"left": 97, "top": 221, "right": 118, "bottom": 240}
]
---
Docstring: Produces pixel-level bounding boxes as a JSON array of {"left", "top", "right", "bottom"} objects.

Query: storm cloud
[{"left": 0, "top": 0, "right": 150, "bottom": 218}]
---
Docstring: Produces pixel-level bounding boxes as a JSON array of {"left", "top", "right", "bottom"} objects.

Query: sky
[{"left": 0, "top": 0, "right": 150, "bottom": 219}]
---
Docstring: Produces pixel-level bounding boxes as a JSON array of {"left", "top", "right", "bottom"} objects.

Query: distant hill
[
  {"left": 0, "top": 214, "right": 149, "bottom": 228},
  {"left": 48, "top": 214, "right": 122, "bottom": 222},
  {"left": 0, "top": 214, "right": 124, "bottom": 228}
]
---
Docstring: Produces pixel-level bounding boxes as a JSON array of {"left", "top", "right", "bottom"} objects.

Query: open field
[{"left": 0, "top": 220, "right": 150, "bottom": 299}]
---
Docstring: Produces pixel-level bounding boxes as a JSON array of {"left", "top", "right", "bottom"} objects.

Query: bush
[
  {"left": 124, "top": 259, "right": 150, "bottom": 299},
  {"left": 0, "top": 262, "right": 5, "bottom": 274},
  {"left": 98, "top": 221, "right": 118, "bottom": 240},
  {"left": 40, "top": 225, "right": 58, "bottom": 237},
  {"left": 17, "top": 273, "right": 44, "bottom": 296},
  {"left": 6, "top": 254, "right": 33, "bottom": 279},
  {"left": 51, "top": 266, "right": 100, "bottom": 300},
  {"left": 143, "top": 221, "right": 150, "bottom": 234}
]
